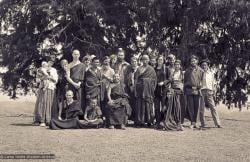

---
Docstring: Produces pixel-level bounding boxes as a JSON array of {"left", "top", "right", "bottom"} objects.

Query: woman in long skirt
[
  {"left": 33, "top": 61, "right": 48, "bottom": 124},
  {"left": 33, "top": 89, "right": 45, "bottom": 124},
  {"left": 40, "top": 58, "right": 58, "bottom": 126},
  {"left": 162, "top": 59, "right": 184, "bottom": 131}
]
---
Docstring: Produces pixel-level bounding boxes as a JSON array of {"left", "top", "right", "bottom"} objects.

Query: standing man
[
  {"left": 200, "top": 59, "right": 222, "bottom": 128},
  {"left": 154, "top": 55, "right": 166, "bottom": 128},
  {"left": 184, "top": 55, "right": 204, "bottom": 129},
  {"left": 124, "top": 56, "right": 139, "bottom": 121},
  {"left": 114, "top": 48, "right": 130, "bottom": 83},
  {"left": 134, "top": 54, "right": 157, "bottom": 127},
  {"left": 85, "top": 57, "right": 103, "bottom": 107},
  {"left": 67, "top": 49, "right": 86, "bottom": 113},
  {"left": 149, "top": 56, "right": 157, "bottom": 69}
]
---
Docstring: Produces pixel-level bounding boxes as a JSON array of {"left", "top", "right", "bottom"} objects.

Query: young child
[
  {"left": 37, "top": 61, "right": 50, "bottom": 90},
  {"left": 84, "top": 98, "right": 103, "bottom": 128}
]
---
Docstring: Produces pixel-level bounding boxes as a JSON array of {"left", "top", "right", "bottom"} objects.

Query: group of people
[{"left": 33, "top": 47, "right": 222, "bottom": 131}]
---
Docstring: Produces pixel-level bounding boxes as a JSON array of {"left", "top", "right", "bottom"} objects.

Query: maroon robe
[
  {"left": 85, "top": 68, "right": 102, "bottom": 105},
  {"left": 134, "top": 65, "right": 157, "bottom": 125},
  {"left": 106, "top": 83, "right": 131, "bottom": 126},
  {"left": 68, "top": 63, "right": 86, "bottom": 112}
]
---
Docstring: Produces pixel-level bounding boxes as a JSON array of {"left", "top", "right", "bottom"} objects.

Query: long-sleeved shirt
[
  {"left": 184, "top": 66, "right": 204, "bottom": 95},
  {"left": 101, "top": 66, "right": 115, "bottom": 82}
]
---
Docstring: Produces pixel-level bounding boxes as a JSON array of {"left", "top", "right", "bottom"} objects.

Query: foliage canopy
[{"left": 0, "top": 0, "right": 249, "bottom": 102}]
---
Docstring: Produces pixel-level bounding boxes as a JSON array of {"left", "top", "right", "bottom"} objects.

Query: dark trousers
[
  {"left": 180, "top": 94, "right": 188, "bottom": 124},
  {"left": 128, "top": 93, "right": 136, "bottom": 121},
  {"left": 186, "top": 95, "right": 201, "bottom": 123},
  {"left": 154, "top": 97, "right": 164, "bottom": 125},
  {"left": 135, "top": 98, "right": 155, "bottom": 125}
]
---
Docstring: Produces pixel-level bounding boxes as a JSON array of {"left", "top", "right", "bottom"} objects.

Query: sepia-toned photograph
[{"left": 0, "top": 0, "right": 250, "bottom": 161}]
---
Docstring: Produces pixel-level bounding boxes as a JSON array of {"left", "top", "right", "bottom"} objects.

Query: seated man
[
  {"left": 106, "top": 73, "right": 131, "bottom": 130},
  {"left": 50, "top": 90, "right": 100, "bottom": 129},
  {"left": 59, "top": 90, "right": 83, "bottom": 120},
  {"left": 84, "top": 98, "right": 103, "bottom": 128}
]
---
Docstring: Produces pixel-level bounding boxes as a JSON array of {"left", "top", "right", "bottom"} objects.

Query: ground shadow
[
  {"left": 223, "top": 118, "right": 250, "bottom": 123},
  {"left": 10, "top": 123, "right": 37, "bottom": 127},
  {"left": 126, "top": 123, "right": 155, "bottom": 129}
]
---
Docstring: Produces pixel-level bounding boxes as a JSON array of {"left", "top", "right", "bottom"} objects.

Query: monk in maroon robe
[
  {"left": 134, "top": 55, "right": 157, "bottom": 127},
  {"left": 85, "top": 57, "right": 103, "bottom": 106},
  {"left": 67, "top": 50, "right": 86, "bottom": 114}
]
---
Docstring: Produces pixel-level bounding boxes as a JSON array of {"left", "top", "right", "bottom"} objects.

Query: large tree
[{"left": 0, "top": 0, "right": 249, "bottom": 102}]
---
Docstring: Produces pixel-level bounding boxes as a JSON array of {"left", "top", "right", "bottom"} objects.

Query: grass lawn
[{"left": 0, "top": 95, "right": 250, "bottom": 162}]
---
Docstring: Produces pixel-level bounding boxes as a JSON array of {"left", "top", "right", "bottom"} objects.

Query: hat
[
  {"left": 190, "top": 55, "right": 198, "bottom": 61},
  {"left": 90, "top": 54, "right": 96, "bottom": 59},
  {"left": 175, "top": 59, "right": 181, "bottom": 64},
  {"left": 200, "top": 59, "right": 210, "bottom": 64},
  {"left": 82, "top": 55, "right": 92, "bottom": 61}
]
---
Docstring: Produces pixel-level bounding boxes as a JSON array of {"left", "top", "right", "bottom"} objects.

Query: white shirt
[
  {"left": 173, "top": 70, "right": 182, "bottom": 81},
  {"left": 202, "top": 69, "right": 215, "bottom": 91},
  {"left": 47, "top": 67, "right": 58, "bottom": 90},
  {"left": 101, "top": 66, "right": 115, "bottom": 81},
  {"left": 172, "top": 70, "right": 183, "bottom": 90}
]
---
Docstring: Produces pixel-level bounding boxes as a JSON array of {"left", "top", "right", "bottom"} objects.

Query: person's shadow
[{"left": 10, "top": 123, "right": 38, "bottom": 127}]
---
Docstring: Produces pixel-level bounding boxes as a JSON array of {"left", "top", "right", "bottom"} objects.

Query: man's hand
[{"left": 58, "top": 116, "right": 62, "bottom": 120}]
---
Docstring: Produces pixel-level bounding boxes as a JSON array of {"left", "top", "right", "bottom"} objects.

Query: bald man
[
  {"left": 50, "top": 90, "right": 82, "bottom": 129},
  {"left": 58, "top": 90, "right": 83, "bottom": 120}
]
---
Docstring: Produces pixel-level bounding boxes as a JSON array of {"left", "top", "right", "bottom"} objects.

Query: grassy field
[{"left": 0, "top": 95, "right": 250, "bottom": 162}]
